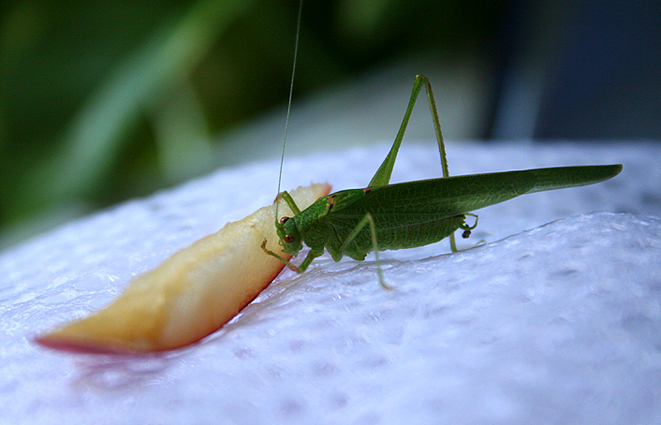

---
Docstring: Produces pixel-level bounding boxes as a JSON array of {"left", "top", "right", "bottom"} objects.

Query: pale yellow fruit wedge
[{"left": 35, "top": 183, "right": 331, "bottom": 354}]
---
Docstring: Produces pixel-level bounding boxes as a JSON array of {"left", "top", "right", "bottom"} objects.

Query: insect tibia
[
  {"left": 277, "top": 191, "right": 302, "bottom": 215},
  {"left": 261, "top": 240, "right": 301, "bottom": 272}
]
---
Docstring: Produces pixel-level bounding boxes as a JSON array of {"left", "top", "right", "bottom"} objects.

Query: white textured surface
[{"left": 1, "top": 140, "right": 661, "bottom": 424}]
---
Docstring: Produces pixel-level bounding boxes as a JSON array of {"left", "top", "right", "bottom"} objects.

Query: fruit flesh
[{"left": 35, "top": 183, "right": 331, "bottom": 354}]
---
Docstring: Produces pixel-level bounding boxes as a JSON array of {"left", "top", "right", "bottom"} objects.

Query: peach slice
[{"left": 35, "top": 183, "right": 331, "bottom": 354}]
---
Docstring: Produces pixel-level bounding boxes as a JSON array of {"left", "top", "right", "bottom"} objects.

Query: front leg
[
  {"left": 261, "top": 240, "right": 321, "bottom": 273},
  {"left": 277, "top": 190, "right": 301, "bottom": 215}
]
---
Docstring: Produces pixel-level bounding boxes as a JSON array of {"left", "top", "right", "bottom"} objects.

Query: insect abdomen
[
  {"left": 326, "top": 214, "right": 466, "bottom": 261},
  {"left": 376, "top": 214, "right": 466, "bottom": 250}
]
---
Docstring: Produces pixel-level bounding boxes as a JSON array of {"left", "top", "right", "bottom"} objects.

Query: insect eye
[
  {"left": 283, "top": 234, "right": 295, "bottom": 243},
  {"left": 280, "top": 216, "right": 289, "bottom": 224}
]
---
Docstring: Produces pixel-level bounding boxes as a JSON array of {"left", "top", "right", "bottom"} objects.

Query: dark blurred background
[{"left": 1, "top": 0, "right": 659, "bottom": 250}]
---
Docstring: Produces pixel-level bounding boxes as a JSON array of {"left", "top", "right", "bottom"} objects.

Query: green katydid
[{"left": 262, "top": 74, "right": 622, "bottom": 286}]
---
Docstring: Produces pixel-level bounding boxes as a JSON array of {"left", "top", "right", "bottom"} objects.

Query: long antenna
[{"left": 275, "top": 0, "right": 304, "bottom": 220}]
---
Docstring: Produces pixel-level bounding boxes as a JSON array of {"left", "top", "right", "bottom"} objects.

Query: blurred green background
[{"left": 1, "top": 0, "right": 504, "bottom": 250}]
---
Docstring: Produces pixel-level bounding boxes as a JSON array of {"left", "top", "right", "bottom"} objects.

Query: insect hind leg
[{"left": 369, "top": 75, "right": 450, "bottom": 188}]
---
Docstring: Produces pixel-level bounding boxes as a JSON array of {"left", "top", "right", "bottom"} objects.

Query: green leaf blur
[{"left": 0, "top": 0, "right": 503, "bottom": 249}]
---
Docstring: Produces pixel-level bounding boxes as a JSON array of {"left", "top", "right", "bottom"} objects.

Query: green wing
[{"left": 331, "top": 164, "right": 622, "bottom": 219}]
